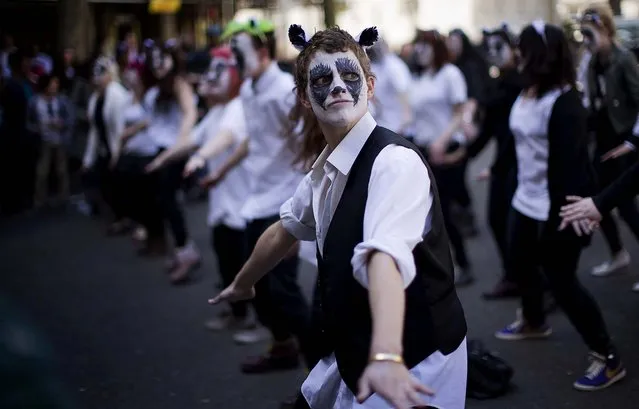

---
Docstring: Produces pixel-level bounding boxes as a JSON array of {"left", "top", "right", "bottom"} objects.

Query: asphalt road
[{"left": 2, "top": 144, "right": 639, "bottom": 409}]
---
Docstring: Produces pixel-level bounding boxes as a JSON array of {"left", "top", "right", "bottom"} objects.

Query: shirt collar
[
  {"left": 310, "top": 111, "right": 377, "bottom": 180},
  {"left": 251, "top": 61, "right": 280, "bottom": 94}
]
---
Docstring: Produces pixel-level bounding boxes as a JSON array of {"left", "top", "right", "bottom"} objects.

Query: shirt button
[{"left": 613, "top": 99, "right": 620, "bottom": 107}]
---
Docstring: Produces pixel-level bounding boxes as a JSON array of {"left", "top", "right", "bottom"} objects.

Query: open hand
[
  {"left": 602, "top": 143, "right": 634, "bottom": 161},
  {"left": 356, "top": 361, "right": 434, "bottom": 409},
  {"left": 558, "top": 196, "right": 602, "bottom": 236},
  {"left": 208, "top": 281, "right": 255, "bottom": 305}
]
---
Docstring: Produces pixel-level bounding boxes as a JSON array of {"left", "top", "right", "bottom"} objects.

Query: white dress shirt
[
  {"left": 121, "top": 96, "right": 157, "bottom": 156},
  {"left": 280, "top": 112, "right": 467, "bottom": 409},
  {"left": 191, "top": 97, "right": 251, "bottom": 230},
  {"left": 239, "top": 62, "right": 305, "bottom": 221}
]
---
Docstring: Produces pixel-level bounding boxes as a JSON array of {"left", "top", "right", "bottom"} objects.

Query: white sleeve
[
  {"left": 351, "top": 145, "right": 433, "bottom": 289},
  {"left": 279, "top": 173, "right": 317, "bottom": 242},
  {"left": 219, "top": 98, "right": 248, "bottom": 144},
  {"left": 388, "top": 57, "right": 412, "bottom": 94},
  {"left": 446, "top": 64, "right": 468, "bottom": 105}
]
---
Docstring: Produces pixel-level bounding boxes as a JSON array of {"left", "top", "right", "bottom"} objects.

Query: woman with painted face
[
  {"left": 408, "top": 29, "right": 473, "bottom": 286},
  {"left": 579, "top": 4, "right": 639, "bottom": 279},
  {"left": 495, "top": 21, "right": 625, "bottom": 391},
  {"left": 142, "top": 41, "right": 201, "bottom": 284},
  {"left": 465, "top": 25, "right": 523, "bottom": 299},
  {"left": 148, "top": 46, "right": 255, "bottom": 331},
  {"left": 211, "top": 25, "right": 468, "bottom": 409},
  {"left": 82, "top": 56, "right": 130, "bottom": 232}
]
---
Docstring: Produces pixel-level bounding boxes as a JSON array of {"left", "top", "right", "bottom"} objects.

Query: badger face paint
[
  {"left": 413, "top": 42, "right": 434, "bottom": 68},
  {"left": 151, "top": 48, "right": 174, "bottom": 79},
  {"left": 198, "top": 56, "right": 232, "bottom": 98},
  {"left": 486, "top": 35, "right": 513, "bottom": 68},
  {"left": 230, "top": 32, "right": 260, "bottom": 78},
  {"left": 307, "top": 50, "right": 368, "bottom": 127},
  {"left": 581, "top": 24, "right": 603, "bottom": 52}
]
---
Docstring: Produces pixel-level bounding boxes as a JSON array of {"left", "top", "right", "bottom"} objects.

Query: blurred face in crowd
[
  {"left": 413, "top": 41, "right": 434, "bottom": 67},
  {"left": 63, "top": 48, "right": 75, "bottom": 66},
  {"left": 486, "top": 34, "right": 514, "bottom": 68},
  {"left": 580, "top": 11, "right": 612, "bottom": 53},
  {"left": 198, "top": 55, "right": 235, "bottom": 100},
  {"left": 46, "top": 77, "right": 60, "bottom": 95},
  {"left": 230, "top": 32, "right": 261, "bottom": 78},
  {"left": 151, "top": 47, "right": 174, "bottom": 79},
  {"left": 92, "top": 58, "right": 113, "bottom": 90},
  {"left": 303, "top": 49, "right": 373, "bottom": 128}
]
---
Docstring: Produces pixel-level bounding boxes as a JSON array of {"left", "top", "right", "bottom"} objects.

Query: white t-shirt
[
  {"left": 122, "top": 97, "right": 157, "bottom": 156},
  {"left": 370, "top": 54, "right": 412, "bottom": 133},
  {"left": 409, "top": 63, "right": 467, "bottom": 146},
  {"left": 510, "top": 87, "right": 566, "bottom": 221},
  {"left": 192, "top": 97, "right": 251, "bottom": 230}
]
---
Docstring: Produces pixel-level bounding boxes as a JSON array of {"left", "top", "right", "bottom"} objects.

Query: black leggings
[
  {"left": 508, "top": 209, "right": 612, "bottom": 355},
  {"left": 112, "top": 153, "right": 159, "bottom": 225},
  {"left": 593, "top": 152, "right": 639, "bottom": 255},
  {"left": 488, "top": 169, "right": 517, "bottom": 281},
  {"left": 154, "top": 159, "right": 189, "bottom": 248},
  {"left": 211, "top": 224, "right": 248, "bottom": 318},
  {"left": 246, "top": 215, "right": 313, "bottom": 367}
]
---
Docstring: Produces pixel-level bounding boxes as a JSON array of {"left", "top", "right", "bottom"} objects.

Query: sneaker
[
  {"left": 591, "top": 250, "right": 630, "bottom": 277},
  {"left": 573, "top": 352, "right": 626, "bottom": 391},
  {"left": 495, "top": 310, "right": 552, "bottom": 341},
  {"left": 233, "top": 327, "right": 269, "bottom": 345}
]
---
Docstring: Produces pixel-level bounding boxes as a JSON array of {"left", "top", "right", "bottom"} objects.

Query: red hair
[{"left": 210, "top": 46, "right": 242, "bottom": 99}]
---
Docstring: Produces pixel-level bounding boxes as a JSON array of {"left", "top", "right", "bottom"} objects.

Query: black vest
[{"left": 313, "top": 126, "right": 467, "bottom": 394}]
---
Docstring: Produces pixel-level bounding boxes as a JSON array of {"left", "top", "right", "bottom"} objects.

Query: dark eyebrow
[
  {"left": 310, "top": 63, "right": 332, "bottom": 79},
  {"left": 335, "top": 57, "right": 359, "bottom": 73}
]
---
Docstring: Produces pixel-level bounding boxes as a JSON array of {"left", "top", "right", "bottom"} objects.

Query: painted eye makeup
[{"left": 310, "top": 63, "right": 332, "bottom": 87}]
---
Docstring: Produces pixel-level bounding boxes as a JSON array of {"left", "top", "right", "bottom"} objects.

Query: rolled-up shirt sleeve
[
  {"left": 280, "top": 173, "right": 317, "bottom": 241},
  {"left": 352, "top": 145, "right": 433, "bottom": 289}
]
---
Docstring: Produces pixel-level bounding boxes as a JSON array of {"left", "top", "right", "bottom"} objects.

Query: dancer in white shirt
[{"left": 211, "top": 25, "right": 467, "bottom": 409}]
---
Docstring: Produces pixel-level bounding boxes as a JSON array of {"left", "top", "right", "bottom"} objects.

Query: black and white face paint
[
  {"left": 414, "top": 42, "right": 434, "bottom": 67},
  {"left": 198, "top": 56, "right": 232, "bottom": 97},
  {"left": 486, "top": 35, "right": 513, "bottom": 68},
  {"left": 307, "top": 50, "right": 368, "bottom": 127},
  {"left": 152, "top": 48, "right": 174, "bottom": 79},
  {"left": 581, "top": 24, "right": 603, "bottom": 52},
  {"left": 230, "top": 32, "right": 260, "bottom": 78}
]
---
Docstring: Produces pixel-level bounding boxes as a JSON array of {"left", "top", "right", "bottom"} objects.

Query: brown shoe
[{"left": 241, "top": 339, "right": 300, "bottom": 374}]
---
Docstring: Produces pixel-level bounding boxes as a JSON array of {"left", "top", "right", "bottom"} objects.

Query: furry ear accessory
[
  {"left": 287, "top": 25, "right": 379, "bottom": 51},
  {"left": 356, "top": 27, "right": 379, "bottom": 48}
]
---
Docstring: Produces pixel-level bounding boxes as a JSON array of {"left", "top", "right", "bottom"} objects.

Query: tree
[
  {"left": 610, "top": 0, "right": 622, "bottom": 16},
  {"left": 323, "top": 0, "right": 335, "bottom": 28}
]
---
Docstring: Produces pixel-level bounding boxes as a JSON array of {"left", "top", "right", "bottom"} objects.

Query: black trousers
[
  {"left": 211, "top": 224, "right": 248, "bottom": 318},
  {"left": 508, "top": 209, "right": 612, "bottom": 355},
  {"left": 112, "top": 153, "right": 162, "bottom": 232},
  {"left": 153, "top": 159, "right": 189, "bottom": 248},
  {"left": 593, "top": 151, "right": 639, "bottom": 255},
  {"left": 488, "top": 168, "right": 517, "bottom": 281},
  {"left": 246, "top": 215, "right": 313, "bottom": 366},
  {"left": 292, "top": 393, "right": 438, "bottom": 409},
  {"left": 448, "top": 157, "right": 472, "bottom": 209}
]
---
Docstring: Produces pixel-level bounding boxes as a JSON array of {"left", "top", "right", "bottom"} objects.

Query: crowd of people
[{"left": 2, "top": 2, "right": 639, "bottom": 408}]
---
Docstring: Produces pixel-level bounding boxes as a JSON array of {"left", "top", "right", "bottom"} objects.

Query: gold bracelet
[{"left": 370, "top": 353, "right": 404, "bottom": 364}]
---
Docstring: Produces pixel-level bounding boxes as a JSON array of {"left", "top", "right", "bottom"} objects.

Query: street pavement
[{"left": 2, "top": 144, "right": 639, "bottom": 409}]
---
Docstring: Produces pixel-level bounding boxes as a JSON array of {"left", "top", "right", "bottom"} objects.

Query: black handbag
[{"left": 466, "top": 339, "right": 514, "bottom": 400}]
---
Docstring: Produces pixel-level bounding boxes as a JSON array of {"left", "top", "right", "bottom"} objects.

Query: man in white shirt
[
  {"left": 221, "top": 20, "right": 314, "bottom": 377},
  {"left": 211, "top": 25, "right": 467, "bottom": 409}
]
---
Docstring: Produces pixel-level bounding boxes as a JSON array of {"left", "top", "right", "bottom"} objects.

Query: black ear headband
[{"left": 288, "top": 24, "right": 379, "bottom": 52}]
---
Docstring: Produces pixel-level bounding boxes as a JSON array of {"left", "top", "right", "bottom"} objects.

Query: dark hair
[
  {"left": 449, "top": 28, "right": 486, "bottom": 64},
  {"left": 291, "top": 27, "right": 375, "bottom": 167},
  {"left": 249, "top": 31, "right": 277, "bottom": 60},
  {"left": 153, "top": 41, "right": 187, "bottom": 111},
  {"left": 413, "top": 29, "right": 450, "bottom": 72},
  {"left": 518, "top": 23, "right": 575, "bottom": 98}
]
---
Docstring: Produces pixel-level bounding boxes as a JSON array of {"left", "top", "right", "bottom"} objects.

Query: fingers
[
  {"left": 411, "top": 379, "right": 435, "bottom": 396},
  {"left": 356, "top": 379, "right": 372, "bottom": 403},
  {"left": 571, "top": 221, "right": 583, "bottom": 237},
  {"left": 558, "top": 219, "right": 568, "bottom": 231},
  {"left": 580, "top": 219, "right": 593, "bottom": 235},
  {"left": 565, "top": 195, "right": 583, "bottom": 202},
  {"left": 405, "top": 389, "right": 426, "bottom": 408}
]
